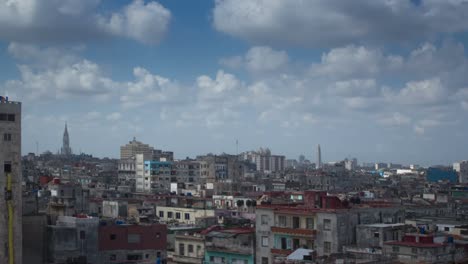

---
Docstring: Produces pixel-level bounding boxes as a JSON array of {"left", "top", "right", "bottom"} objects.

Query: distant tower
[
  {"left": 61, "top": 122, "right": 72, "bottom": 156},
  {"left": 317, "top": 144, "right": 322, "bottom": 169}
]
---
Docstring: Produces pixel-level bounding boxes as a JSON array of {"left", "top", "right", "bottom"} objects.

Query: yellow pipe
[{"left": 7, "top": 172, "right": 14, "bottom": 264}]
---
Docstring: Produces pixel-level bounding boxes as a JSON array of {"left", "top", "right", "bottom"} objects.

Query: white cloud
[
  {"left": 106, "top": 112, "right": 122, "bottom": 121},
  {"left": 392, "top": 78, "right": 448, "bottom": 105},
  {"left": 98, "top": 0, "right": 171, "bottom": 45},
  {"left": 328, "top": 79, "right": 377, "bottom": 97},
  {"left": 7, "top": 42, "right": 82, "bottom": 69},
  {"left": 197, "top": 70, "right": 243, "bottom": 103},
  {"left": 245, "top": 46, "right": 288, "bottom": 72},
  {"left": 121, "top": 67, "right": 180, "bottom": 108},
  {"left": 0, "top": 0, "right": 171, "bottom": 44},
  {"left": 5, "top": 59, "right": 115, "bottom": 100},
  {"left": 220, "top": 46, "right": 288, "bottom": 73},
  {"left": 310, "top": 46, "right": 402, "bottom": 79},
  {"left": 378, "top": 113, "right": 411, "bottom": 126},
  {"left": 414, "top": 125, "right": 425, "bottom": 135},
  {"left": 462, "top": 101, "right": 468, "bottom": 110},
  {"left": 213, "top": 0, "right": 468, "bottom": 47}
]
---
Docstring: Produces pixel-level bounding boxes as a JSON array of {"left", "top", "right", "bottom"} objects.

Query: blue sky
[{"left": 1, "top": 0, "right": 468, "bottom": 166}]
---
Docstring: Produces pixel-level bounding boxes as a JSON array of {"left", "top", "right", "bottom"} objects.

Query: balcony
[
  {"left": 271, "top": 226, "right": 317, "bottom": 237},
  {"left": 205, "top": 242, "right": 253, "bottom": 255},
  {"left": 172, "top": 255, "right": 204, "bottom": 264},
  {"left": 271, "top": 248, "right": 293, "bottom": 256}
]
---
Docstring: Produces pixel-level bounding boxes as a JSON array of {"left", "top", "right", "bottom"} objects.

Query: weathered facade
[{"left": 0, "top": 99, "right": 22, "bottom": 264}]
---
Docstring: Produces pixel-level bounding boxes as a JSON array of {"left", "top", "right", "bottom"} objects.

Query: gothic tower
[{"left": 61, "top": 122, "right": 72, "bottom": 156}]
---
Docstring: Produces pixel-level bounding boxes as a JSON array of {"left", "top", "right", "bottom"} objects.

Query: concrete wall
[
  {"left": 255, "top": 208, "right": 274, "bottom": 264},
  {"left": 0, "top": 101, "right": 22, "bottom": 264},
  {"left": 102, "top": 200, "right": 128, "bottom": 218},
  {"left": 316, "top": 212, "right": 358, "bottom": 256},
  {"left": 23, "top": 214, "right": 48, "bottom": 264},
  {"left": 48, "top": 216, "right": 99, "bottom": 264},
  {"left": 156, "top": 206, "right": 215, "bottom": 225}
]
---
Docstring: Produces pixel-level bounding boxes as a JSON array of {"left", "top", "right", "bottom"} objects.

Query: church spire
[{"left": 61, "top": 122, "right": 72, "bottom": 156}]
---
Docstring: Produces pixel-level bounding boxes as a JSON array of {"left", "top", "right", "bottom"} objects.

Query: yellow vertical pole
[{"left": 7, "top": 172, "right": 14, "bottom": 264}]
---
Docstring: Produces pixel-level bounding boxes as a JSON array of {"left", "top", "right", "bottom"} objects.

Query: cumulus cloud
[
  {"left": 213, "top": 0, "right": 468, "bottom": 47},
  {"left": 98, "top": 0, "right": 171, "bottom": 45},
  {"left": 5, "top": 59, "right": 115, "bottom": 100},
  {"left": 327, "top": 79, "right": 377, "bottom": 97},
  {"left": 310, "top": 45, "right": 402, "bottom": 79},
  {"left": 378, "top": 113, "right": 412, "bottom": 126},
  {"left": 120, "top": 67, "right": 180, "bottom": 108},
  {"left": 106, "top": 112, "right": 122, "bottom": 121},
  {"left": 8, "top": 43, "right": 81, "bottom": 68},
  {"left": 245, "top": 46, "right": 288, "bottom": 72},
  {"left": 197, "top": 70, "right": 244, "bottom": 103},
  {"left": 391, "top": 78, "right": 449, "bottom": 105},
  {"left": 0, "top": 0, "right": 171, "bottom": 44},
  {"left": 220, "top": 46, "right": 288, "bottom": 73}
]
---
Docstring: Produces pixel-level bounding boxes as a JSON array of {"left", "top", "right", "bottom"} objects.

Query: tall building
[
  {"left": 317, "top": 144, "right": 322, "bottom": 169},
  {"left": 0, "top": 97, "right": 22, "bottom": 264},
  {"left": 241, "top": 148, "right": 285, "bottom": 173},
  {"left": 61, "top": 122, "right": 72, "bottom": 156},
  {"left": 453, "top": 161, "right": 468, "bottom": 184},
  {"left": 120, "top": 137, "right": 154, "bottom": 160}
]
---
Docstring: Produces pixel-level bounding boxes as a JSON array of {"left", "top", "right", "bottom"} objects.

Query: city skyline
[{"left": 1, "top": 1, "right": 468, "bottom": 165}]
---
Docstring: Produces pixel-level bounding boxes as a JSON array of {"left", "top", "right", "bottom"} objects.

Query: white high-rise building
[
  {"left": 0, "top": 97, "right": 22, "bottom": 264},
  {"left": 453, "top": 161, "right": 468, "bottom": 184}
]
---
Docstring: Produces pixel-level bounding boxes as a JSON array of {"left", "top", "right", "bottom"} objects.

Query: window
[
  {"left": 179, "top": 243, "right": 185, "bottom": 256},
  {"left": 444, "top": 227, "right": 450, "bottom": 231},
  {"left": 306, "top": 240, "right": 313, "bottom": 249},
  {"left": 156, "top": 232, "right": 161, "bottom": 238},
  {"left": 145, "top": 254, "right": 149, "bottom": 259},
  {"left": 324, "top": 241, "right": 331, "bottom": 253},
  {"left": 323, "top": 219, "right": 331, "bottom": 230},
  {"left": 79, "top": 231, "right": 86, "bottom": 240},
  {"left": 0, "top": 113, "right": 15, "bottom": 122},
  {"left": 185, "top": 213, "right": 190, "bottom": 220},
  {"left": 128, "top": 234, "right": 141, "bottom": 243},
  {"left": 168, "top": 212, "right": 173, "bottom": 218},
  {"left": 3, "top": 133, "right": 11, "bottom": 141},
  {"left": 306, "top": 218, "right": 314, "bottom": 229},
  {"left": 412, "top": 248, "right": 417, "bottom": 254},
  {"left": 110, "top": 234, "right": 116, "bottom": 240},
  {"left": 188, "top": 244, "right": 194, "bottom": 253},
  {"left": 176, "top": 212, "right": 181, "bottom": 219},
  {"left": 293, "top": 238, "right": 300, "bottom": 249},
  {"left": 262, "top": 236, "right": 269, "bottom": 247},
  {"left": 281, "top": 237, "right": 287, "bottom": 250},
  {"left": 262, "top": 257, "right": 269, "bottom": 264},
  {"left": 159, "top": 211, "right": 164, "bottom": 217},
  {"left": 4, "top": 162, "right": 12, "bottom": 173},
  {"left": 293, "top": 217, "right": 300, "bottom": 228},
  {"left": 392, "top": 246, "right": 399, "bottom": 253},
  {"left": 232, "top": 260, "right": 247, "bottom": 264},
  {"left": 278, "top": 215, "right": 287, "bottom": 227},
  {"left": 127, "top": 254, "right": 142, "bottom": 260},
  {"left": 374, "top": 232, "right": 380, "bottom": 238},
  {"left": 261, "top": 215, "right": 268, "bottom": 225},
  {"left": 110, "top": 255, "right": 116, "bottom": 261}
]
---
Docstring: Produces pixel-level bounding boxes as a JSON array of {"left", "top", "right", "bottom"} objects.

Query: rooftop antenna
[
  {"left": 236, "top": 139, "right": 239, "bottom": 156},
  {"left": 36, "top": 141, "right": 39, "bottom": 155}
]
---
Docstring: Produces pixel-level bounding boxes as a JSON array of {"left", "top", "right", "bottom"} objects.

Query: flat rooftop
[{"left": 362, "top": 223, "right": 406, "bottom": 228}]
